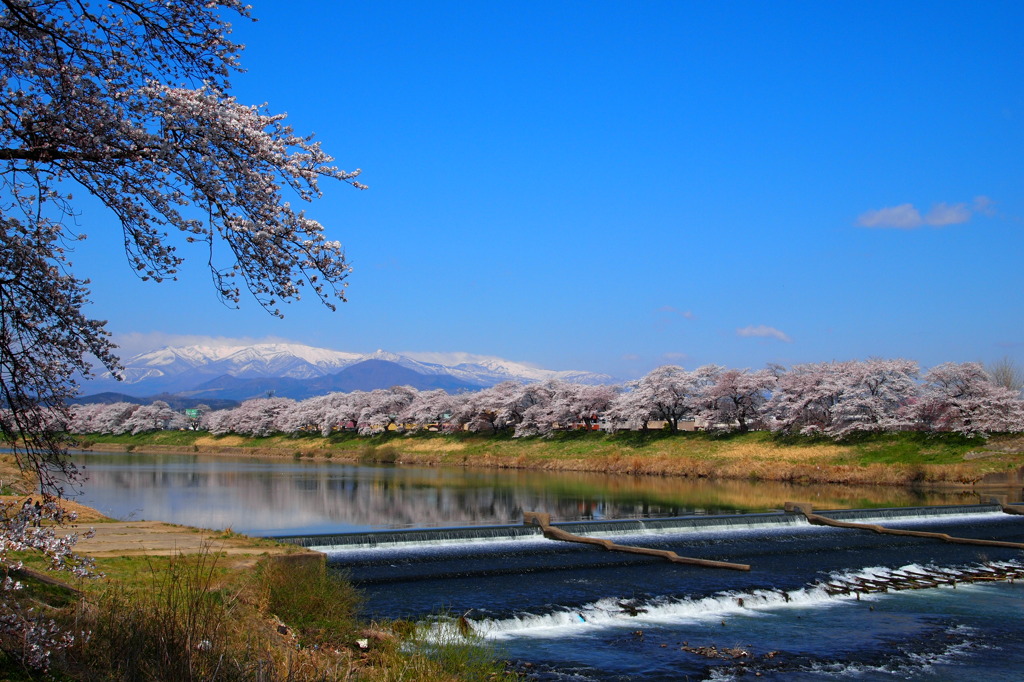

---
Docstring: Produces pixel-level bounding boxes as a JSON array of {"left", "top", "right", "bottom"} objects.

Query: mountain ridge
[{"left": 82, "top": 343, "right": 616, "bottom": 401}]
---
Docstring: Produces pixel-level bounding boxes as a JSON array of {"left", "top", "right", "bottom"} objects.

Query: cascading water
[
  {"left": 814, "top": 503, "right": 1005, "bottom": 523},
  {"left": 276, "top": 523, "right": 545, "bottom": 551},
  {"left": 293, "top": 505, "right": 1024, "bottom": 681}
]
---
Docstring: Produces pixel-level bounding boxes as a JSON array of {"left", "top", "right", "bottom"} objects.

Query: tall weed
[
  {"left": 84, "top": 545, "right": 238, "bottom": 680},
  {"left": 257, "top": 556, "right": 361, "bottom": 649}
]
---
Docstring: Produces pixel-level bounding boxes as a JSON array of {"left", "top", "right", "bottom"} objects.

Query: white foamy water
[
  {"left": 449, "top": 559, "right": 1024, "bottom": 642},
  {"left": 318, "top": 533, "right": 552, "bottom": 556}
]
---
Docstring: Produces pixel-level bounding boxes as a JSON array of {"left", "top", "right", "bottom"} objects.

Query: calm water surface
[{"left": 68, "top": 451, "right": 1004, "bottom": 535}]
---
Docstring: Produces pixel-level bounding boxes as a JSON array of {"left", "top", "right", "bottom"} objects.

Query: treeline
[{"left": 65, "top": 359, "right": 1024, "bottom": 440}]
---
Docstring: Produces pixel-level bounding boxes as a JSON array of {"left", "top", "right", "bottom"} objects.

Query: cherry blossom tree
[
  {"left": 65, "top": 402, "right": 107, "bottom": 434},
  {"left": 828, "top": 358, "right": 919, "bottom": 437},
  {"left": 400, "top": 389, "right": 455, "bottom": 433},
  {"left": 767, "top": 362, "right": 848, "bottom": 435},
  {"left": 697, "top": 368, "right": 775, "bottom": 432},
  {"left": 332, "top": 390, "right": 371, "bottom": 434},
  {"left": 442, "top": 391, "right": 479, "bottom": 432},
  {"left": 451, "top": 381, "right": 524, "bottom": 434},
  {"left": 0, "top": 2, "right": 366, "bottom": 659},
  {"left": 914, "top": 362, "right": 1024, "bottom": 436},
  {"left": 0, "top": 496, "right": 93, "bottom": 670},
  {"left": 276, "top": 392, "right": 338, "bottom": 435},
  {"left": 497, "top": 382, "right": 552, "bottom": 435},
  {"left": 206, "top": 397, "right": 296, "bottom": 437},
  {"left": 605, "top": 382, "right": 656, "bottom": 432},
  {"left": 67, "top": 401, "right": 141, "bottom": 435},
  {"left": 502, "top": 381, "right": 617, "bottom": 437},
  {"left": 562, "top": 382, "right": 619, "bottom": 431},
  {"left": 120, "top": 400, "right": 183, "bottom": 435},
  {"left": 1, "top": 0, "right": 363, "bottom": 489},
  {"left": 626, "top": 365, "right": 705, "bottom": 432},
  {"left": 0, "top": 217, "right": 119, "bottom": 488},
  {"left": 357, "top": 386, "right": 417, "bottom": 435},
  {"left": 511, "top": 382, "right": 558, "bottom": 437}
]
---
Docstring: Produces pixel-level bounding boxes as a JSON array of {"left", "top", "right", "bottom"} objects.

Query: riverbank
[
  {"left": 1, "top": 491, "right": 514, "bottom": 681},
  {"left": 75, "top": 430, "right": 1024, "bottom": 488}
]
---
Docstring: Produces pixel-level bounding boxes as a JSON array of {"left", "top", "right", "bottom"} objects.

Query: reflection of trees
[{"left": 75, "top": 455, "right": 996, "bottom": 532}]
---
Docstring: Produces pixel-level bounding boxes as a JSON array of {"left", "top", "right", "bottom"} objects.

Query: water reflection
[{"left": 70, "top": 452, "right": 1005, "bottom": 537}]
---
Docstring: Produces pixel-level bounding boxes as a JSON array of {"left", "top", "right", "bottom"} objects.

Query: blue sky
[{"left": 75, "top": 1, "right": 1024, "bottom": 379}]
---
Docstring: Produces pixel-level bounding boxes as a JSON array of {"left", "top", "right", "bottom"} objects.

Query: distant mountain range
[{"left": 79, "top": 343, "right": 615, "bottom": 402}]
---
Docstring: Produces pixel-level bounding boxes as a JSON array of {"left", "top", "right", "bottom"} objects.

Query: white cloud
[
  {"left": 857, "top": 197, "right": 994, "bottom": 229},
  {"left": 857, "top": 203, "right": 923, "bottom": 229},
  {"left": 736, "top": 325, "right": 792, "bottom": 343},
  {"left": 923, "top": 202, "right": 970, "bottom": 226},
  {"left": 657, "top": 305, "right": 695, "bottom": 319},
  {"left": 662, "top": 352, "right": 689, "bottom": 361},
  {"left": 973, "top": 195, "right": 997, "bottom": 217},
  {"left": 400, "top": 350, "right": 543, "bottom": 369}
]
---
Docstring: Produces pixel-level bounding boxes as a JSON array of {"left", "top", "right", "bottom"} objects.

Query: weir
[
  {"left": 541, "top": 511, "right": 806, "bottom": 537},
  {"left": 274, "top": 503, "right": 1021, "bottom": 555},
  {"left": 275, "top": 511, "right": 810, "bottom": 551},
  {"left": 808, "top": 502, "right": 1006, "bottom": 522},
  {"left": 273, "top": 523, "right": 543, "bottom": 550},
  {"left": 785, "top": 501, "right": 1024, "bottom": 551}
]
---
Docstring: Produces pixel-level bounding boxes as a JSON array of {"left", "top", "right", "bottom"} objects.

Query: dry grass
[
  {"left": 0, "top": 495, "right": 113, "bottom": 524},
  {"left": 88, "top": 430, "right": 1023, "bottom": 489},
  {"left": 983, "top": 435, "right": 1024, "bottom": 454},
  {"left": 712, "top": 442, "right": 856, "bottom": 463},
  {"left": 0, "top": 454, "right": 36, "bottom": 495},
  {"left": 410, "top": 447, "right": 993, "bottom": 488},
  {"left": 193, "top": 435, "right": 248, "bottom": 447},
  {"left": 8, "top": 529, "right": 514, "bottom": 681},
  {"left": 401, "top": 440, "right": 468, "bottom": 453}
]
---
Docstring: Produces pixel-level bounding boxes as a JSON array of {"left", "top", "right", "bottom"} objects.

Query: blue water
[
  {"left": 322, "top": 509, "right": 1024, "bottom": 680},
  {"left": 60, "top": 453, "right": 1024, "bottom": 678}
]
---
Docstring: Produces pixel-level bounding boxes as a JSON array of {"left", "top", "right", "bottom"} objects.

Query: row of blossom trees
[{"left": 66, "top": 359, "right": 1024, "bottom": 440}]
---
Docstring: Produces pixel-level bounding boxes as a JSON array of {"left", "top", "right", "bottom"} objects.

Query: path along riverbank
[
  {"left": 1, "top": 494, "right": 319, "bottom": 566},
  {"left": 73, "top": 430, "right": 1024, "bottom": 490}
]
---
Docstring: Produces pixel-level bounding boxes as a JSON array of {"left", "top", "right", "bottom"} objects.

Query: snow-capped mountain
[
  {"left": 125, "top": 343, "right": 362, "bottom": 379},
  {"left": 83, "top": 343, "right": 616, "bottom": 400}
]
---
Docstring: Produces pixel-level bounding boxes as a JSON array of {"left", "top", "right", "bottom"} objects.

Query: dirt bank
[
  {"left": 1, "top": 494, "right": 317, "bottom": 570},
  {"left": 78, "top": 433, "right": 1024, "bottom": 489}
]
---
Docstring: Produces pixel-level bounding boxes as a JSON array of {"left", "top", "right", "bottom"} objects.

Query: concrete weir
[
  {"left": 784, "top": 501, "right": 1024, "bottom": 551},
  {"left": 780, "top": 502, "right": 1024, "bottom": 597},
  {"left": 522, "top": 511, "right": 751, "bottom": 571}
]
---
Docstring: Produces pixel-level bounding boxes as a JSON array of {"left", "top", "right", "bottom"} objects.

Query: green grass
[
  {"left": 76, "top": 430, "right": 206, "bottom": 448},
  {"left": 839, "top": 432, "right": 986, "bottom": 466},
  {"left": 77, "top": 427, "right": 1024, "bottom": 483},
  {"left": 257, "top": 559, "right": 362, "bottom": 649}
]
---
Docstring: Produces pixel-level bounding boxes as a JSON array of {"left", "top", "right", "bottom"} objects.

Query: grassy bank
[
  {"left": 3, "top": 522, "right": 515, "bottom": 681},
  {"left": 77, "top": 429, "right": 1024, "bottom": 487}
]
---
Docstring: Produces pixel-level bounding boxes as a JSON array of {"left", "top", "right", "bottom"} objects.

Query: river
[
  {"left": 67, "top": 451, "right": 1007, "bottom": 535},
  {"left": 70, "top": 452, "right": 1024, "bottom": 681}
]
